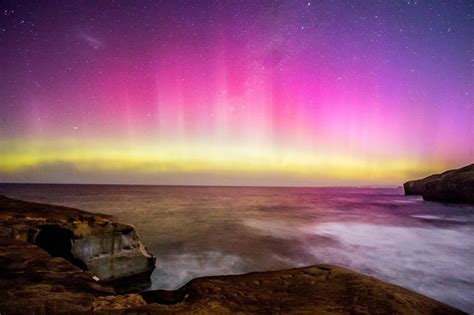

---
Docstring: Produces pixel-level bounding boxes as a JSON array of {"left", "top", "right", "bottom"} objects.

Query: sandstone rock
[
  {"left": 0, "top": 195, "right": 155, "bottom": 283},
  {"left": 137, "top": 265, "right": 464, "bottom": 314},
  {"left": 0, "top": 239, "right": 111, "bottom": 314},
  {"left": 0, "top": 238, "right": 464, "bottom": 314},
  {"left": 93, "top": 293, "right": 146, "bottom": 310},
  {"left": 0, "top": 239, "right": 147, "bottom": 314},
  {"left": 404, "top": 164, "right": 474, "bottom": 204}
]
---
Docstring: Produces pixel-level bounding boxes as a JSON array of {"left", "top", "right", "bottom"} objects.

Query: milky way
[{"left": 0, "top": 1, "right": 473, "bottom": 185}]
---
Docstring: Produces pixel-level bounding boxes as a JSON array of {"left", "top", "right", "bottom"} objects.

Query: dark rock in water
[
  {"left": 404, "top": 164, "right": 474, "bottom": 204},
  {"left": 0, "top": 195, "right": 155, "bottom": 284},
  {"left": 404, "top": 173, "right": 441, "bottom": 195}
]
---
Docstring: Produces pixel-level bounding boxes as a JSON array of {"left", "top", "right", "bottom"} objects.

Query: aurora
[{"left": 0, "top": 0, "right": 472, "bottom": 186}]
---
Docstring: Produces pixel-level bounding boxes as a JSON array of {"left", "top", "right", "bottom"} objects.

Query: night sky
[{"left": 0, "top": 0, "right": 473, "bottom": 186}]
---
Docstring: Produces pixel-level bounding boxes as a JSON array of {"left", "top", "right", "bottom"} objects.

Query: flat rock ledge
[
  {"left": 404, "top": 164, "right": 474, "bottom": 204},
  {"left": 138, "top": 265, "right": 465, "bottom": 315},
  {"left": 0, "top": 196, "right": 466, "bottom": 314},
  {"left": 0, "top": 195, "right": 155, "bottom": 284},
  {"left": 0, "top": 238, "right": 147, "bottom": 313}
]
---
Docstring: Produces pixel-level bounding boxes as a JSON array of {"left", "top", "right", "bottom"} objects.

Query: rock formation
[
  {"left": 404, "top": 164, "right": 474, "bottom": 204},
  {"left": 0, "top": 238, "right": 147, "bottom": 313},
  {"left": 0, "top": 195, "right": 155, "bottom": 283},
  {"left": 0, "top": 238, "right": 464, "bottom": 314},
  {"left": 137, "top": 265, "right": 465, "bottom": 314}
]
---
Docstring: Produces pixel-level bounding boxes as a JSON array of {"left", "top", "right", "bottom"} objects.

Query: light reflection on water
[{"left": 0, "top": 184, "right": 473, "bottom": 312}]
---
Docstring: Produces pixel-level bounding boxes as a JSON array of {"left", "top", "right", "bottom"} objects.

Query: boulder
[{"left": 404, "top": 164, "right": 474, "bottom": 204}]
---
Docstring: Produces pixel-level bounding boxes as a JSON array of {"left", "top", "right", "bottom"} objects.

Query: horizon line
[{"left": 0, "top": 181, "right": 402, "bottom": 189}]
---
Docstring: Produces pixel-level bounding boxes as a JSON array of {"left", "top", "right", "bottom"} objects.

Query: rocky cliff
[
  {"left": 404, "top": 164, "right": 474, "bottom": 204},
  {"left": 0, "top": 195, "right": 155, "bottom": 283}
]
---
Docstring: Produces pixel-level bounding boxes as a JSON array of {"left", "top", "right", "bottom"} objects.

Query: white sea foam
[{"left": 311, "top": 222, "right": 474, "bottom": 311}]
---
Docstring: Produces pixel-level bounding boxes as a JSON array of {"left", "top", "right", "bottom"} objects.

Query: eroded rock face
[
  {"left": 72, "top": 229, "right": 155, "bottom": 281},
  {"left": 403, "top": 164, "right": 474, "bottom": 204},
  {"left": 0, "top": 239, "right": 146, "bottom": 314},
  {"left": 0, "top": 195, "right": 155, "bottom": 283}
]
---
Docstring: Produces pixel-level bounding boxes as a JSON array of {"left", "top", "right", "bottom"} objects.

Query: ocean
[{"left": 0, "top": 184, "right": 473, "bottom": 312}]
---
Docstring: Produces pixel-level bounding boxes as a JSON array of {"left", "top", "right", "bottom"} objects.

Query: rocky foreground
[
  {"left": 404, "top": 164, "right": 474, "bottom": 204},
  {"left": 0, "top": 195, "right": 155, "bottom": 283},
  {"left": 0, "top": 195, "right": 466, "bottom": 314}
]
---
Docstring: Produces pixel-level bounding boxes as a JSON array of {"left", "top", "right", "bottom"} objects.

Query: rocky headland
[
  {"left": 404, "top": 164, "right": 474, "bottom": 204},
  {"left": 0, "top": 195, "right": 466, "bottom": 314}
]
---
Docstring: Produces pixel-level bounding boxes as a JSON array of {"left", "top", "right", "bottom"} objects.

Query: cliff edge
[
  {"left": 404, "top": 164, "right": 474, "bottom": 204},
  {"left": 0, "top": 195, "right": 155, "bottom": 283}
]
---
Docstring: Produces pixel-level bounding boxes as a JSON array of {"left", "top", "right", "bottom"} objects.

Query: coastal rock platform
[
  {"left": 0, "top": 238, "right": 147, "bottom": 313},
  {"left": 0, "top": 195, "right": 155, "bottom": 283},
  {"left": 0, "top": 238, "right": 464, "bottom": 314},
  {"left": 138, "top": 264, "right": 464, "bottom": 314}
]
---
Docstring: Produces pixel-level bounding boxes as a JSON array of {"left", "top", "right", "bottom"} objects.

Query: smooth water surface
[{"left": 1, "top": 184, "right": 473, "bottom": 312}]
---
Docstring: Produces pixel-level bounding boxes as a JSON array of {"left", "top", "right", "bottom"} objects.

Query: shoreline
[
  {"left": 0, "top": 181, "right": 401, "bottom": 189},
  {"left": 0, "top": 195, "right": 466, "bottom": 314}
]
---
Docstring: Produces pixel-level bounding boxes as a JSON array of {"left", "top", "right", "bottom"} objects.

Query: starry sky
[{"left": 0, "top": 0, "right": 473, "bottom": 186}]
